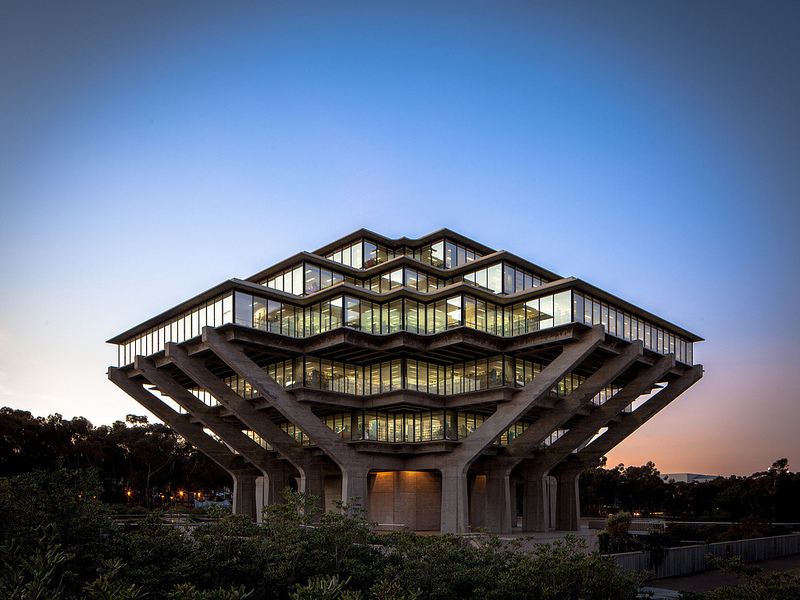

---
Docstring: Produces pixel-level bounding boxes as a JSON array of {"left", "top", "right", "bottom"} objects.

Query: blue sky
[{"left": 1, "top": 1, "right": 798, "bottom": 475}]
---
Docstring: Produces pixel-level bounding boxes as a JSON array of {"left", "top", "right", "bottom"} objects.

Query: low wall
[{"left": 611, "top": 533, "right": 800, "bottom": 579}]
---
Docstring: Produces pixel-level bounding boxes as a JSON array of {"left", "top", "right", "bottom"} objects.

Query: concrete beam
[
  {"left": 108, "top": 367, "right": 261, "bottom": 519},
  {"left": 505, "top": 340, "right": 643, "bottom": 460},
  {"left": 469, "top": 339, "right": 642, "bottom": 533},
  {"left": 202, "top": 328, "right": 355, "bottom": 460},
  {"left": 454, "top": 325, "right": 606, "bottom": 462},
  {"left": 133, "top": 358, "right": 285, "bottom": 470},
  {"left": 511, "top": 354, "right": 675, "bottom": 532},
  {"left": 201, "top": 327, "right": 401, "bottom": 511},
  {"left": 431, "top": 326, "right": 605, "bottom": 534},
  {"left": 164, "top": 343, "right": 312, "bottom": 467},
  {"left": 534, "top": 352, "right": 676, "bottom": 474},
  {"left": 163, "top": 343, "right": 339, "bottom": 509},
  {"left": 544, "top": 363, "right": 701, "bottom": 532},
  {"left": 132, "top": 357, "right": 298, "bottom": 508},
  {"left": 557, "top": 364, "right": 704, "bottom": 471}
]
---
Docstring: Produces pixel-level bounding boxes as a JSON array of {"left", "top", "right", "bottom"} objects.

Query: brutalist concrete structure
[{"left": 108, "top": 229, "right": 702, "bottom": 533}]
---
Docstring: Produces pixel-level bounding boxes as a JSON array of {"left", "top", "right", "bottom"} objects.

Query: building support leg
[
  {"left": 484, "top": 470, "right": 513, "bottom": 534},
  {"left": 231, "top": 468, "right": 259, "bottom": 520},
  {"left": 300, "top": 465, "right": 329, "bottom": 514},
  {"left": 554, "top": 468, "right": 583, "bottom": 531},
  {"left": 342, "top": 466, "right": 370, "bottom": 517},
  {"left": 521, "top": 468, "right": 550, "bottom": 532},
  {"left": 440, "top": 468, "right": 469, "bottom": 534}
]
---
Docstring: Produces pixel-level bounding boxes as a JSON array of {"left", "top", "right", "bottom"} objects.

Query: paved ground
[
  {"left": 497, "top": 528, "right": 600, "bottom": 552},
  {"left": 646, "top": 552, "right": 800, "bottom": 593}
]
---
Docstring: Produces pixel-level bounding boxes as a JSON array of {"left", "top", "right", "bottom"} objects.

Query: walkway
[{"left": 644, "top": 552, "right": 800, "bottom": 596}]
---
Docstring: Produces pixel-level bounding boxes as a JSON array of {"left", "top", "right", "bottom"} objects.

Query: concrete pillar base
[
  {"left": 440, "top": 468, "right": 469, "bottom": 534},
  {"left": 484, "top": 471, "right": 513, "bottom": 534},
  {"left": 522, "top": 468, "right": 550, "bottom": 532},
  {"left": 231, "top": 469, "right": 259, "bottom": 520},
  {"left": 554, "top": 468, "right": 583, "bottom": 531}
]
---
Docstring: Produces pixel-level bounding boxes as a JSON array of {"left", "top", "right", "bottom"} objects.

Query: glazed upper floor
[
  {"left": 248, "top": 229, "right": 558, "bottom": 297},
  {"left": 110, "top": 283, "right": 699, "bottom": 367},
  {"left": 109, "top": 229, "right": 702, "bottom": 366}
]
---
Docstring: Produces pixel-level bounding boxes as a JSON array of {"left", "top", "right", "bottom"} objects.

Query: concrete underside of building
[{"left": 108, "top": 229, "right": 702, "bottom": 533}]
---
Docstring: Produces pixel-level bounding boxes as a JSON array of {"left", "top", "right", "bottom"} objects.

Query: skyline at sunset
[{"left": 1, "top": 1, "right": 798, "bottom": 477}]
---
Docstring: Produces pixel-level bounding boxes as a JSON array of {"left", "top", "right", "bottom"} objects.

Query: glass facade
[
  {"left": 262, "top": 263, "right": 352, "bottom": 296},
  {"left": 271, "top": 411, "right": 572, "bottom": 448},
  {"left": 325, "top": 237, "right": 484, "bottom": 270},
  {"left": 117, "top": 293, "right": 233, "bottom": 367},
  {"left": 461, "top": 263, "right": 547, "bottom": 294},
  {"left": 207, "top": 354, "right": 619, "bottom": 407},
  {"left": 230, "top": 289, "right": 575, "bottom": 339},
  {"left": 361, "top": 266, "right": 445, "bottom": 294},
  {"left": 412, "top": 239, "right": 482, "bottom": 269},
  {"left": 117, "top": 288, "right": 694, "bottom": 366},
  {"left": 573, "top": 291, "right": 693, "bottom": 364},
  {"left": 326, "top": 239, "right": 398, "bottom": 270}
]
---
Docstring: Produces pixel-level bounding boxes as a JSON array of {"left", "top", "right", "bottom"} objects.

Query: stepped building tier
[{"left": 108, "top": 229, "right": 702, "bottom": 533}]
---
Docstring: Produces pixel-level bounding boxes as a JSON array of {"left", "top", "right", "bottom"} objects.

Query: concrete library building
[{"left": 109, "top": 229, "right": 702, "bottom": 533}]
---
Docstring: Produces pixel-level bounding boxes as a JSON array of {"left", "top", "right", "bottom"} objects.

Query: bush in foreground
[{"left": 0, "top": 468, "right": 645, "bottom": 600}]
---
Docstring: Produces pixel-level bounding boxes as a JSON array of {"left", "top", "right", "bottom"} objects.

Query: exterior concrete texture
[
  {"left": 108, "top": 229, "right": 703, "bottom": 533},
  {"left": 369, "top": 471, "right": 441, "bottom": 531}
]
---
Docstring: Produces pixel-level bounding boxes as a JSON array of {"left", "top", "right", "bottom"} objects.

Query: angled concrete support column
[
  {"left": 483, "top": 470, "right": 513, "bottom": 533},
  {"left": 132, "top": 356, "right": 296, "bottom": 506},
  {"left": 454, "top": 326, "right": 606, "bottom": 461},
  {"left": 533, "top": 353, "right": 676, "bottom": 473},
  {"left": 109, "top": 367, "right": 258, "bottom": 516},
  {"left": 440, "top": 468, "right": 470, "bottom": 534},
  {"left": 231, "top": 468, "right": 260, "bottom": 520},
  {"left": 479, "top": 340, "right": 642, "bottom": 533},
  {"left": 165, "top": 343, "right": 329, "bottom": 511},
  {"left": 553, "top": 467, "right": 583, "bottom": 531},
  {"left": 504, "top": 340, "right": 643, "bottom": 461},
  {"left": 435, "top": 327, "right": 605, "bottom": 534},
  {"left": 201, "top": 328, "right": 403, "bottom": 514},
  {"left": 520, "top": 467, "right": 550, "bottom": 532},
  {"left": 514, "top": 354, "right": 676, "bottom": 531},
  {"left": 567, "top": 364, "right": 704, "bottom": 469},
  {"left": 165, "top": 345, "right": 313, "bottom": 466}
]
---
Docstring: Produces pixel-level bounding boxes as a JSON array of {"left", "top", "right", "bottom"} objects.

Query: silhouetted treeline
[
  {"left": 0, "top": 407, "right": 230, "bottom": 506},
  {"left": 580, "top": 458, "right": 800, "bottom": 522}
]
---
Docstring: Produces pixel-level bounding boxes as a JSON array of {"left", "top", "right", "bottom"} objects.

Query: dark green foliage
[
  {"left": 0, "top": 467, "right": 113, "bottom": 594},
  {"left": 168, "top": 583, "right": 253, "bottom": 600},
  {"left": 0, "top": 407, "right": 230, "bottom": 505},
  {"left": 290, "top": 575, "right": 356, "bottom": 600},
  {"left": 82, "top": 560, "right": 144, "bottom": 600},
  {"left": 0, "top": 524, "right": 72, "bottom": 600},
  {"left": 606, "top": 511, "right": 632, "bottom": 538},
  {"left": 0, "top": 473, "right": 645, "bottom": 600},
  {"left": 491, "top": 537, "right": 646, "bottom": 600},
  {"left": 113, "top": 513, "right": 195, "bottom": 600},
  {"left": 373, "top": 531, "right": 646, "bottom": 600}
]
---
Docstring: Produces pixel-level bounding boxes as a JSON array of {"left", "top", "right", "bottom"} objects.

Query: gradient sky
[{"left": 1, "top": 1, "right": 798, "bottom": 477}]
